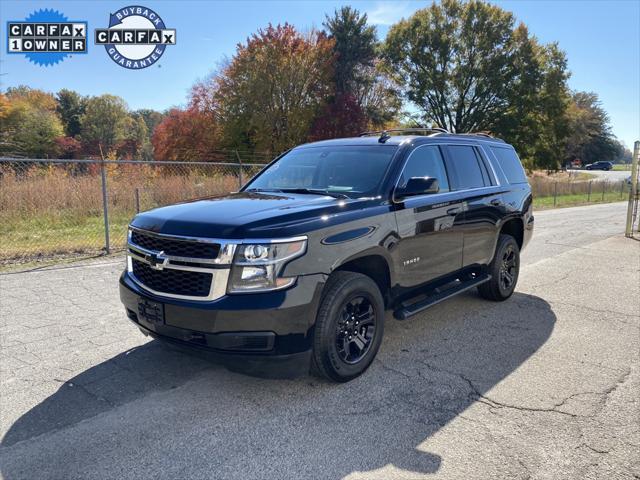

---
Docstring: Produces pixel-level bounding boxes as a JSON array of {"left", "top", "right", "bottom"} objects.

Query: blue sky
[{"left": 1, "top": 0, "right": 638, "bottom": 148}]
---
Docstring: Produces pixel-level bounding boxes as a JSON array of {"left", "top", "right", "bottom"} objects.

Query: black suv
[
  {"left": 584, "top": 161, "right": 613, "bottom": 171},
  {"left": 120, "top": 130, "right": 534, "bottom": 382}
]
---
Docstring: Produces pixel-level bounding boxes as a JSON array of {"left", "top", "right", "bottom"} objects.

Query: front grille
[
  {"left": 131, "top": 230, "right": 220, "bottom": 259},
  {"left": 131, "top": 259, "right": 212, "bottom": 297}
]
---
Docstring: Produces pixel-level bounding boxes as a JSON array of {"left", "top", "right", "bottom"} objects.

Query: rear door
[
  {"left": 443, "top": 145, "right": 504, "bottom": 267},
  {"left": 392, "top": 145, "right": 465, "bottom": 288}
]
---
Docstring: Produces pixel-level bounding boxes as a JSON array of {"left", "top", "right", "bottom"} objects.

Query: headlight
[{"left": 228, "top": 238, "right": 307, "bottom": 292}]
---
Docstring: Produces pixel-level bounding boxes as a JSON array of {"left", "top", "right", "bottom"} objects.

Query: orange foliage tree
[
  {"left": 152, "top": 108, "right": 221, "bottom": 161},
  {"left": 193, "top": 24, "right": 335, "bottom": 154}
]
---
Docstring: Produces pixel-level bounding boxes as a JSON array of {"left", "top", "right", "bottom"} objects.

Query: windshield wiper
[{"left": 276, "top": 188, "right": 350, "bottom": 199}]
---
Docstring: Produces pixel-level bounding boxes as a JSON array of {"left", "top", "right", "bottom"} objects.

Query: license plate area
[{"left": 137, "top": 298, "right": 164, "bottom": 326}]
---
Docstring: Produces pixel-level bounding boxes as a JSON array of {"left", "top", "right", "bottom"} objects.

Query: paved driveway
[
  {"left": 575, "top": 168, "right": 631, "bottom": 182},
  {"left": 1, "top": 202, "right": 638, "bottom": 480}
]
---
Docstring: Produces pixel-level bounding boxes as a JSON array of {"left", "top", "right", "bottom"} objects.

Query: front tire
[
  {"left": 312, "top": 271, "right": 384, "bottom": 382},
  {"left": 478, "top": 234, "right": 520, "bottom": 301}
]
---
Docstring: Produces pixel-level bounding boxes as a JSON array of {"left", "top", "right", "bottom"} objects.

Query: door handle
[
  {"left": 447, "top": 206, "right": 462, "bottom": 216},
  {"left": 490, "top": 199, "right": 503, "bottom": 206}
]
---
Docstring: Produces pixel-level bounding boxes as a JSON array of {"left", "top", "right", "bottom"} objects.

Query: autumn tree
[
  {"left": 152, "top": 108, "right": 221, "bottom": 161},
  {"left": 198, "top": 24, "right": 335, "bottom": 153},
  {"left": 0, "top": 87, "right": 63, "bottom": 157}
]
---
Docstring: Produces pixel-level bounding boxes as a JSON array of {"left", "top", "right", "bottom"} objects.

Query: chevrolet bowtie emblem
[{"left": 145, "top": 251, "right": 168, "bottom": 270}]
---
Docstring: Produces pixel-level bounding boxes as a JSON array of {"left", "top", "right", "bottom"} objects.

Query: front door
[{"left": 392, "top": 145, "right": 464, "bottom": 289}]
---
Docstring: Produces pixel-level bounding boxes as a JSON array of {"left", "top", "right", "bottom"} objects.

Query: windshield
[{"left": 246, "top": 145, "right": 398, "bottom": 198}]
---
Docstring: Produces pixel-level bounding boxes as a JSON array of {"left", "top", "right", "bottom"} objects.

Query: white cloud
[{"left": 365, "top": 1, "right": 415, "bottom": 26}]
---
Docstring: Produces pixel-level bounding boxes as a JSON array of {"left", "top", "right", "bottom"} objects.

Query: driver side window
[{"left": 399, "top": 146, "right": 450, "bottom": 192}]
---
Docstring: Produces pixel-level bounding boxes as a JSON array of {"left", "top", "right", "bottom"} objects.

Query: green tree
[
  {"left": 322, "top": 7, "right": 400, "bottom": 132},
  {"left": 80, "top": 94, "right": 129, "bottom": 155},
  {"left": 324, "top": 6, "right": 376, "bottom": 94},
  {"left": 132, "top": 108, "right": 165, "bottom": 137},
  {"left": 55, "top": 89, "right": 86, "bottom": 137},
  {"left": 565, "top": 91, "right": 620, "bottom": 165},
  {"left": 383, "top": 0, "right": 571, "bottom": 169},
  {"left": 119, "top": 114, "right": 149, "bottom": 159}
]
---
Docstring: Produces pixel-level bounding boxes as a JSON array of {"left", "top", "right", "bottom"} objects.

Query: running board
[{"left": 393, "top": 274, "right": 492, "bottom": 320}]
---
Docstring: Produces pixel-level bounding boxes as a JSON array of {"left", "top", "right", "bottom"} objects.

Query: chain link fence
[
  {"left": 0, "top": 157, "right": 634, "bottom": 270},
  {"left": 0, "top": 157, "right": 269, "bottom": 269}
]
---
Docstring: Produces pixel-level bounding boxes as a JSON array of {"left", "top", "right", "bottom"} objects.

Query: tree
[
  {"left": 383, "top": 0, "right": 571, "bottom": 169},
  {"left": 565, "top": 91, "right": 620, "bottom": 165},
  {"left": 1, "top": 87, "right": 63, "bottom": 157},
  {"left": 199, "top": 24, "right": 335, "bottom": 153},
  {"left": 322, "top": 7, "right": 401, "bottom": 134},
  {"left": 324, "top": 6, "right": 377, "bottom": 94},
  {"left": 118, "top": 114, "right": 149, "bottom": 159},
  {"left": 133, "top": 109, "right": 165, "bottom": 137},
  {"left": 309, "top": 92, "right": 368, "bottom": 140},
  {"left": 152, "top": 108, "right": 221, "bottom": 161},
  {"left": 55, "top": 89, "right": 86, "bottom": 137},
  {"left": 80, "top": 94, "right": 129, "bottom": 155}
]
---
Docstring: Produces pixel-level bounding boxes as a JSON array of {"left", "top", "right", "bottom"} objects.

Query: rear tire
[
  {"left": 311, "top": 271, "right": 384, "bottom": 382},
  {"left": 478, "top": 234, "right": 520, "bottom": 301}
]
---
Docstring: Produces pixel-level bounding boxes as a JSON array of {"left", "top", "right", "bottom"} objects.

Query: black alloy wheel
[
  {"left": 499, "top": 244, "right": 518, "bottom": 292},
  {"left": 335, "top": 296, "right": 376, "bottom": 364}
]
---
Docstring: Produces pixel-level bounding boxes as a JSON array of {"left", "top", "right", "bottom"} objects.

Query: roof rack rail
[
  {"left": 469, "top": 131, "right": 494, "bottom": 138},
  {"left": 359, "top": 127, "right": 449, "bottom": 138}
]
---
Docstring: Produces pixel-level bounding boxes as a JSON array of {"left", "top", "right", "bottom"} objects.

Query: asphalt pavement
[
  {"left": 0, "top": 201, "right": 638, "bottom": 480},
  {"left": 574, "top": 168, "right": 631, "bottom": 182}
]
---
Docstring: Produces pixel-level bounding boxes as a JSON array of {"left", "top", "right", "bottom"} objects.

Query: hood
[{"left": 130, "top": 191, "right": 385, "bottom": 239}]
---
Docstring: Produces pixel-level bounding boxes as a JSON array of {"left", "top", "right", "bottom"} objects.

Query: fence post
[
  {"left": 601, "top": 180, "right": 606, "bottom": 201},
  {"left": 620, "top": 180, "right": 624, "bottom": 199},
  {"left": 553, "top": 181, "right": 558, "bottom": 207},
  {"left": 235, "top": 150, "right": 243, "bottom": 189},
  {"left": 135, "top": 187, "right": 140, "bottom": 213},
  {"left": 100, "top": 158, "right": 110, "bottom": 254},
  {"left": 626, "top": 141, "right": 640, "bottom": 237},
  {"left": 587, "top": 180, "right": 592, "bottom": 202}
]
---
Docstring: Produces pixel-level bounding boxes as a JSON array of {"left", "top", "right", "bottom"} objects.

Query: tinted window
[
  {"left": 446, "top": 146, "right": 486, "bottom": 190},
  {"left": 398, "top": 145, "right": 450, "bottom": 192},
  {"left": 491, "top": 147, "right": 527, "bottom": 184},
  {"left": 247, "top": 146, "right": 397, "bottom": 197}
]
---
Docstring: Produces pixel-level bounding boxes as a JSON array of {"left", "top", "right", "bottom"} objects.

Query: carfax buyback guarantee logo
[
  {"left": 95, "top": 5, "right": 176, "bottom": 69},
  {"left": 7, "top": 9, "right": 87, "bottom": 66}
]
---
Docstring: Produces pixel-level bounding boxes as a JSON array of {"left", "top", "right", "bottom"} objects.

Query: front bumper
[{"left": 119, "top": 271, "right": 326, "bottom": 375}]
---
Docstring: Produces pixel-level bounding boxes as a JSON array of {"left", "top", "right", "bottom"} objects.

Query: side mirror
[{"left": 395, "top": 177, "right": 440, "bottom": 200}]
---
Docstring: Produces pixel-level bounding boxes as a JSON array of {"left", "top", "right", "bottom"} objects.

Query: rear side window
[
  {"left": 491, "top": 147, "right": 527, "bottom": 184},
  {"left": 445, "top": 146, "right": 487, "bottom": 190},
  {"left": 399, "top": 145, "right": 450, "bottom": 192}
]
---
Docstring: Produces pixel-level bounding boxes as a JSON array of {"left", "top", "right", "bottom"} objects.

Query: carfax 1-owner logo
[
  {"left": 95, "top": 5, "right": 176, "bottom": 69},
  {"left": 6, "top": 9, "right": 87, "bottom": 66}
]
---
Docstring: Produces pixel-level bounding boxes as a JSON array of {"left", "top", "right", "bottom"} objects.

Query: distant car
[
  {"left": 627, "top": 175, "right": 633, "bottom": 185},
  {"left": 584, "top": 161, "right": 613, "bottom": 171}
]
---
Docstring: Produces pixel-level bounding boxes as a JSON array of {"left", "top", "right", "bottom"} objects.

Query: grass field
[{"left": 613, "top": 164, "right": 632, "bottom": 171}]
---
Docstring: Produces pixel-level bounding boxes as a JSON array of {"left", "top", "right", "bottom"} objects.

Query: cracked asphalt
[{"left": 1, "top": 201, "right": 638, "bottom": 480}]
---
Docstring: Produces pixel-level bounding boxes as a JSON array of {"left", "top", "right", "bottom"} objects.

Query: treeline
[
  {"left": 0, "top": 87, "right": 163, "bottom": 160},
  {"left": 0, "top": 1, "right": 632, "bottom": 169}
]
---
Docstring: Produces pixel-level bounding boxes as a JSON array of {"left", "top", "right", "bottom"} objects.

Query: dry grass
[{"left": 0, "top": 163, "right": 256, "bottom": 264}]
